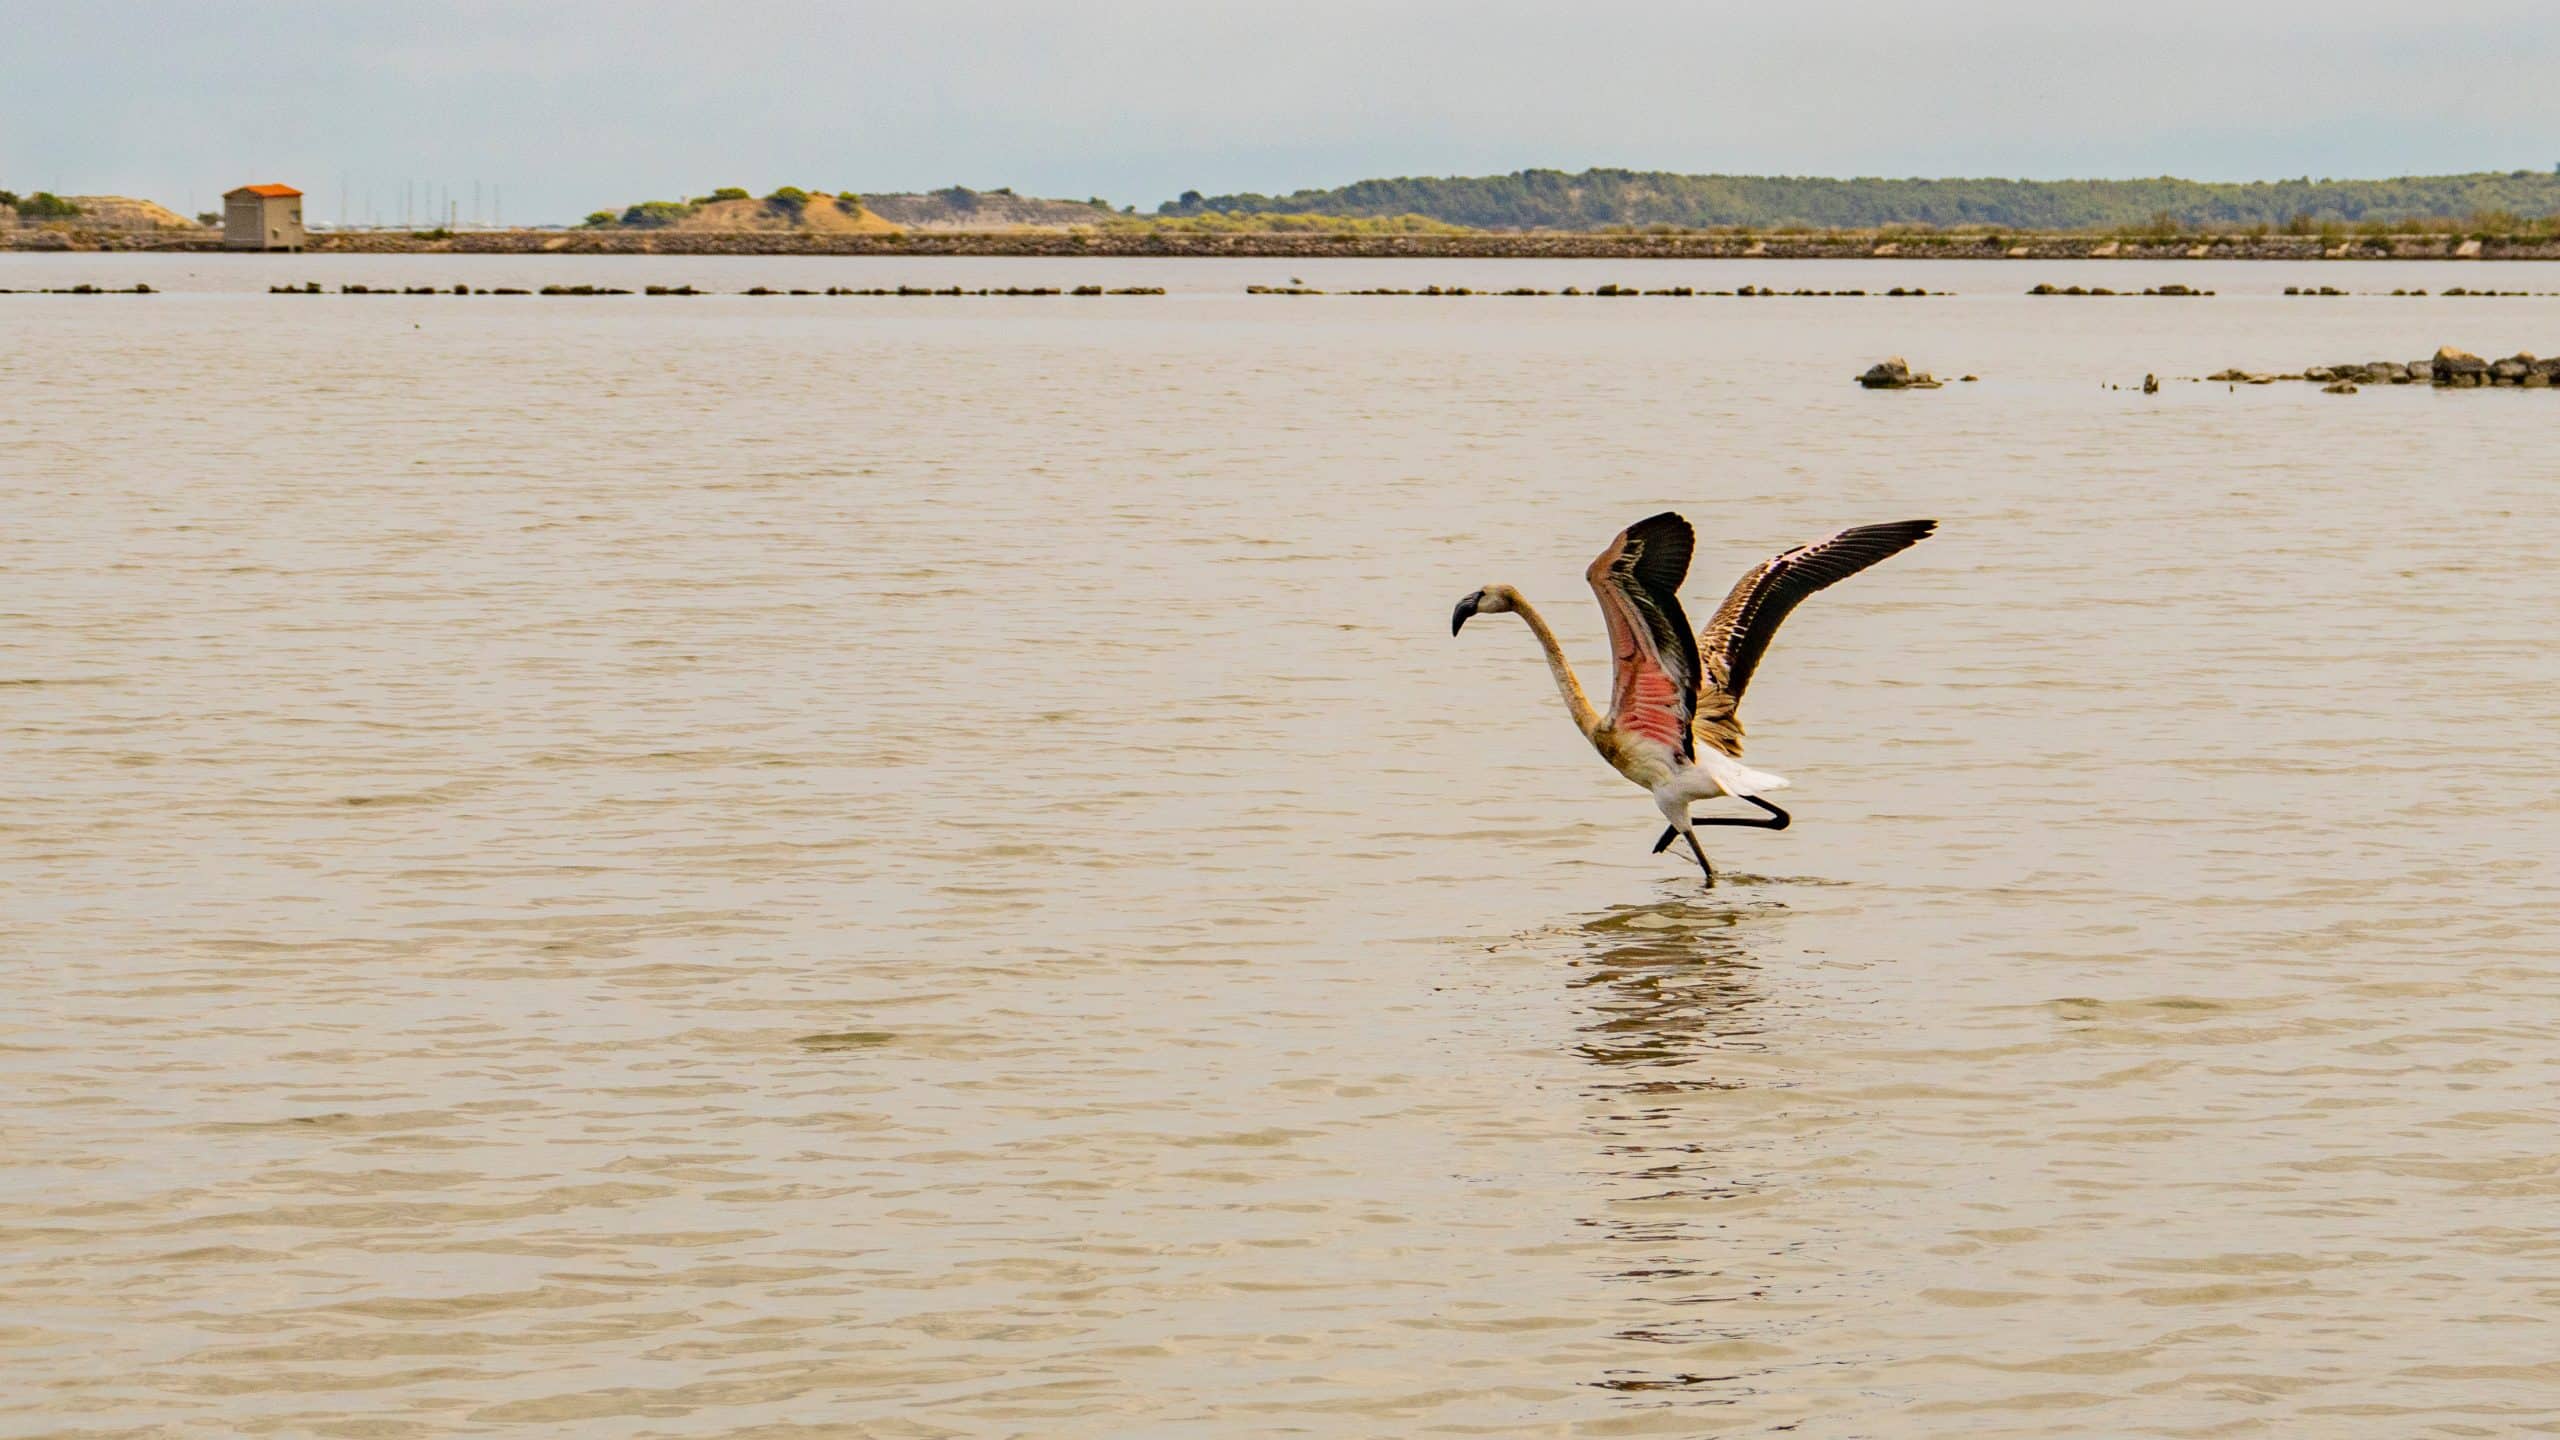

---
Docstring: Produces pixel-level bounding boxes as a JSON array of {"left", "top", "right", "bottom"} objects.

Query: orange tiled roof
[{"left": 228, "top": 184, "right": 302, "bottom": 198}]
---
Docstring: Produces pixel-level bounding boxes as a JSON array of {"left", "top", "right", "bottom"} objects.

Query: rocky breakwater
[{"left": 2206, "top": 346, "right": 2559, "bottom": 392}]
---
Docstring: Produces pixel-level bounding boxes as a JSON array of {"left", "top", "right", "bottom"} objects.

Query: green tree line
[{"left": 1161, "top": 168, "right": 2560, "bottom": 231}]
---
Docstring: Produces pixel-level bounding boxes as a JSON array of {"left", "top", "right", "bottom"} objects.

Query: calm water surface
[{"left": 4, "top": 256, "right": 2558, "bottom": 1437}]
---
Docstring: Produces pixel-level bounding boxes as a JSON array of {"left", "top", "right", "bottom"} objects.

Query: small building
[{"left": 224, "top": 184, "right": 306, "bottom": 250}]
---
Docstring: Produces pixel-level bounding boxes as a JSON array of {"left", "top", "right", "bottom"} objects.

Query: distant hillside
[
  {"left": 665, "top": 196, "right": 894, "bottom": 234},
  {"left": 587, "top": 187, "right": 896, "bottom": 232},
  {"left": 586, "top": 185, "right": 1116, "bottom": 232},
  {"left": 1162, "top": 168, "right": 2560, "bottom": 231},
  {"left": 68, "top": 196, "right": 198, "bottom": 229},
  {"left": 861, "top": 187, "right": 1118, "bottom": 230},
  {"left": 1, "top": 192, "right": 201, "bottom": 228}
]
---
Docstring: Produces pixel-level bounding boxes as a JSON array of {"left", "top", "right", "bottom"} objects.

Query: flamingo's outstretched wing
[
  {"left": 1587, "top": 512, "right": 1702, "bottom": 760},
  {"left": 1700, "top": 519, "right": 1937, "bottom": 702}
]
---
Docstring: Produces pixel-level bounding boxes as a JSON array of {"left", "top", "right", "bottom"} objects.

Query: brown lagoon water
[{"left": 4, "top": 255, "right": 2558, "bottom": 1437}]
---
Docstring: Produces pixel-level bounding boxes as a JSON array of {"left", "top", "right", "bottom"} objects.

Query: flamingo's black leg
[
  {"left": 1684, "top": 830, "right": 1716, "bottom": 883},
  {"left": 1724, "top": 796, "right": 1791, "bottom": 830},
  {"left": 1652, "top": 797, "right": 1792, "bottom": 854}
]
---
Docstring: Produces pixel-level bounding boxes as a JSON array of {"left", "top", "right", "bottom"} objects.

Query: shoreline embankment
[{"left": 14, "top": 229, "right": 2560, "bottom": 261}]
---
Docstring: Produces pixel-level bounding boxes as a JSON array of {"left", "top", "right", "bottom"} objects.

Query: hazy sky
[{"left": 9, "top": 0, "right": 2559, "bottom": 223}]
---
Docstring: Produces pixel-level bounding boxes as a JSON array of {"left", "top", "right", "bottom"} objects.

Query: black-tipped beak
[{"left": 1451, "top": 592, "right": 1482, "bottom": 636}]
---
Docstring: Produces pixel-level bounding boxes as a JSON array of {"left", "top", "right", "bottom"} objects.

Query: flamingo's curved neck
[{"left": 1510, "top": 596, "right": 1600, "bottom": 740}]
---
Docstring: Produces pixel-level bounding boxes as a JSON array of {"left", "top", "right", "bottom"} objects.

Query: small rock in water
[
  {"left": 2142, "top": 373, "right": 2160, "bottom": 394},
  {"left": 1857, "top": 357, "right": 1941, "bottom": 389},
  {"left": 2322, "top": 381, "right": 2359, "bottom": 394}
]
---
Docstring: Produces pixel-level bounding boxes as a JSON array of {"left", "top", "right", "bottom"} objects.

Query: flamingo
[{"left": 1451, "top": 512, "right": 1935, "bottom": 882}]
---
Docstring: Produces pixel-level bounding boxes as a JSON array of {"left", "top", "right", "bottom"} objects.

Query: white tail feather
[{"left": 1691, "top": 750, "right": 1791, "bottom": 799}]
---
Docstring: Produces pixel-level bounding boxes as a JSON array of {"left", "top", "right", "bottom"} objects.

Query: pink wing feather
[{"left": 1586, "top": 514, "right": 1702, "bottom": 761}]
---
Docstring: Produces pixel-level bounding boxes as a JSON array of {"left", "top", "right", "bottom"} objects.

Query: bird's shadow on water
[{"left": 1557, "top": 894, "right": 1797, "bottom": 1405}]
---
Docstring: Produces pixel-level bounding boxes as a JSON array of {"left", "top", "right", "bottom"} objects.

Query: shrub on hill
[
  {"left": 7, "top": 191, "right": 82, "bottom": 219},
  {"left": 618, "top": 200, "right": 697, "bottom": 228}
]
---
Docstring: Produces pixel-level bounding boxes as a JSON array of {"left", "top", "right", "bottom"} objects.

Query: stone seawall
[{"left": 17, "top": 229, "right": 2560, "bottom": 261}]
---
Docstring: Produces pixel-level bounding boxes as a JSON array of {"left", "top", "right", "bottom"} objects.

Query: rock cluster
[
  {"left": 2028, "top": 282, "right": 2213, "bottom": 297},
  {"left": 2281, "top": 286, "right": 2560, "bottom": 297},
  {"left": 1858, "top": 357, "right": 1943, "bottom": 390},
  {"left": 2205, "top": 347, "right": 2559, "bottom": 388}
]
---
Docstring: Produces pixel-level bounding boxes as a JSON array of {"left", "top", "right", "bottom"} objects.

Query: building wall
[
  {"left": 224, "top": 193, "right": 307, "bottom": 250},
  {"left": 268, "top": 197, "right": 307, "bottom": 249},
  {"left": 224, "top": 193, "right": 264, "bottom": 248}
]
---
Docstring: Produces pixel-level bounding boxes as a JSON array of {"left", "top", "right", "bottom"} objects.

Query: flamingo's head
[{"left": 1450, "top": 584, "right": 1517, "bottom": 635}]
